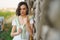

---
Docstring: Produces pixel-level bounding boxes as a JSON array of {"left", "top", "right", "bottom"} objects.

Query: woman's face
[{"left": 20, "top": 5, "right": 27, "bottom": 16}]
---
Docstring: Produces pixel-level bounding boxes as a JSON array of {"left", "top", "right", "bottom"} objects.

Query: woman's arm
[
  {"left": 10, "top": 25, "right": 21, "bottom": 37},
  {"left": 26, "top": 20, "right": 33, "bottom": 36}
]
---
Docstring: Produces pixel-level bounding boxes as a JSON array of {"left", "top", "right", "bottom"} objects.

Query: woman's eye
[{"left": 23, "top": 8, "right": 26, "bottom": 10}]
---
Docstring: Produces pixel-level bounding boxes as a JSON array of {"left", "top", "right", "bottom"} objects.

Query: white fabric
[
  {"left": 12, "top": 19, "right": 16, "bottom": 26},
  {"left": 12, "top": 18, "right": 34, "bottom": 40},
  {"left": 12, "top": 18, "right": 34, "bottom": 26},
  {"left": 30, "top": 18, "right": 34, "bottom": 24}
]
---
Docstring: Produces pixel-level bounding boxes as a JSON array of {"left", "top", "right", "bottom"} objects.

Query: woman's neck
[{"left": 20, "top": 15, "right": 27, "bottom": 18}]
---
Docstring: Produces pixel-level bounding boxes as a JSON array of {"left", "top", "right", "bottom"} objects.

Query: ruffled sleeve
[{"left": 12, "top": 19, "right": 16, "bottom": 26}]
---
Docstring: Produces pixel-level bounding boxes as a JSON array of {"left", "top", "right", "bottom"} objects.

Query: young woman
[{"left": 10, "top": 2, "right": 34, "bottom": 40}]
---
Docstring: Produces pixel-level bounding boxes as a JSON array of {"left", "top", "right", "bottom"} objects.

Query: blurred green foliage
[
  {"left": 0, "top": 23, "right": 13, "bottom": 40},
  {"left": 0, "top": 11, "right": 14, "bottom": 40},
  {"left": 0, "top": 11, "right": 15, "bottom": 19}
]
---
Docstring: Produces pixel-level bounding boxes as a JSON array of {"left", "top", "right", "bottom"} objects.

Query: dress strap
[{"left": 15, "top": 17, "right": 20, "bottom": 26}]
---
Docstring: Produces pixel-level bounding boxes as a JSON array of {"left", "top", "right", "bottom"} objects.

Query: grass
[
  {"left": 0, "top": 23, "right": 13, "bottom": 40},
  {"left": 0, "top": 11, "right": 15, "bottom": 40}
]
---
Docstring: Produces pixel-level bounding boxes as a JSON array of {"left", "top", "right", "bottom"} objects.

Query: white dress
[{"left": 12, "top": 16, "right": 34, "bottom": 40}]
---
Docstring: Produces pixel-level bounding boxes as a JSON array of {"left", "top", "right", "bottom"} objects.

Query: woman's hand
[
  {"left": 17, "top": 28, "right": 22, "bottom": 35},
  {"left": 11, "top": 26, "right": 22, "bottom": 37}
]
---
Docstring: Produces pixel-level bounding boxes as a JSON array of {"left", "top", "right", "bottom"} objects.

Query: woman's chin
[{"left": 21, "top": 14, "right": 26, "bottom": 16}]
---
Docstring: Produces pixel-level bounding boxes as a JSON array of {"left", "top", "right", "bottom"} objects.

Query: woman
[{"left": 10, "top": 2, "right": 34, "bottom": 40}]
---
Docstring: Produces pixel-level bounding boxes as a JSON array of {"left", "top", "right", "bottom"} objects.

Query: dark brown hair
[{"left": 16, "top": 2, "right": 29, "bottom": 16}]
